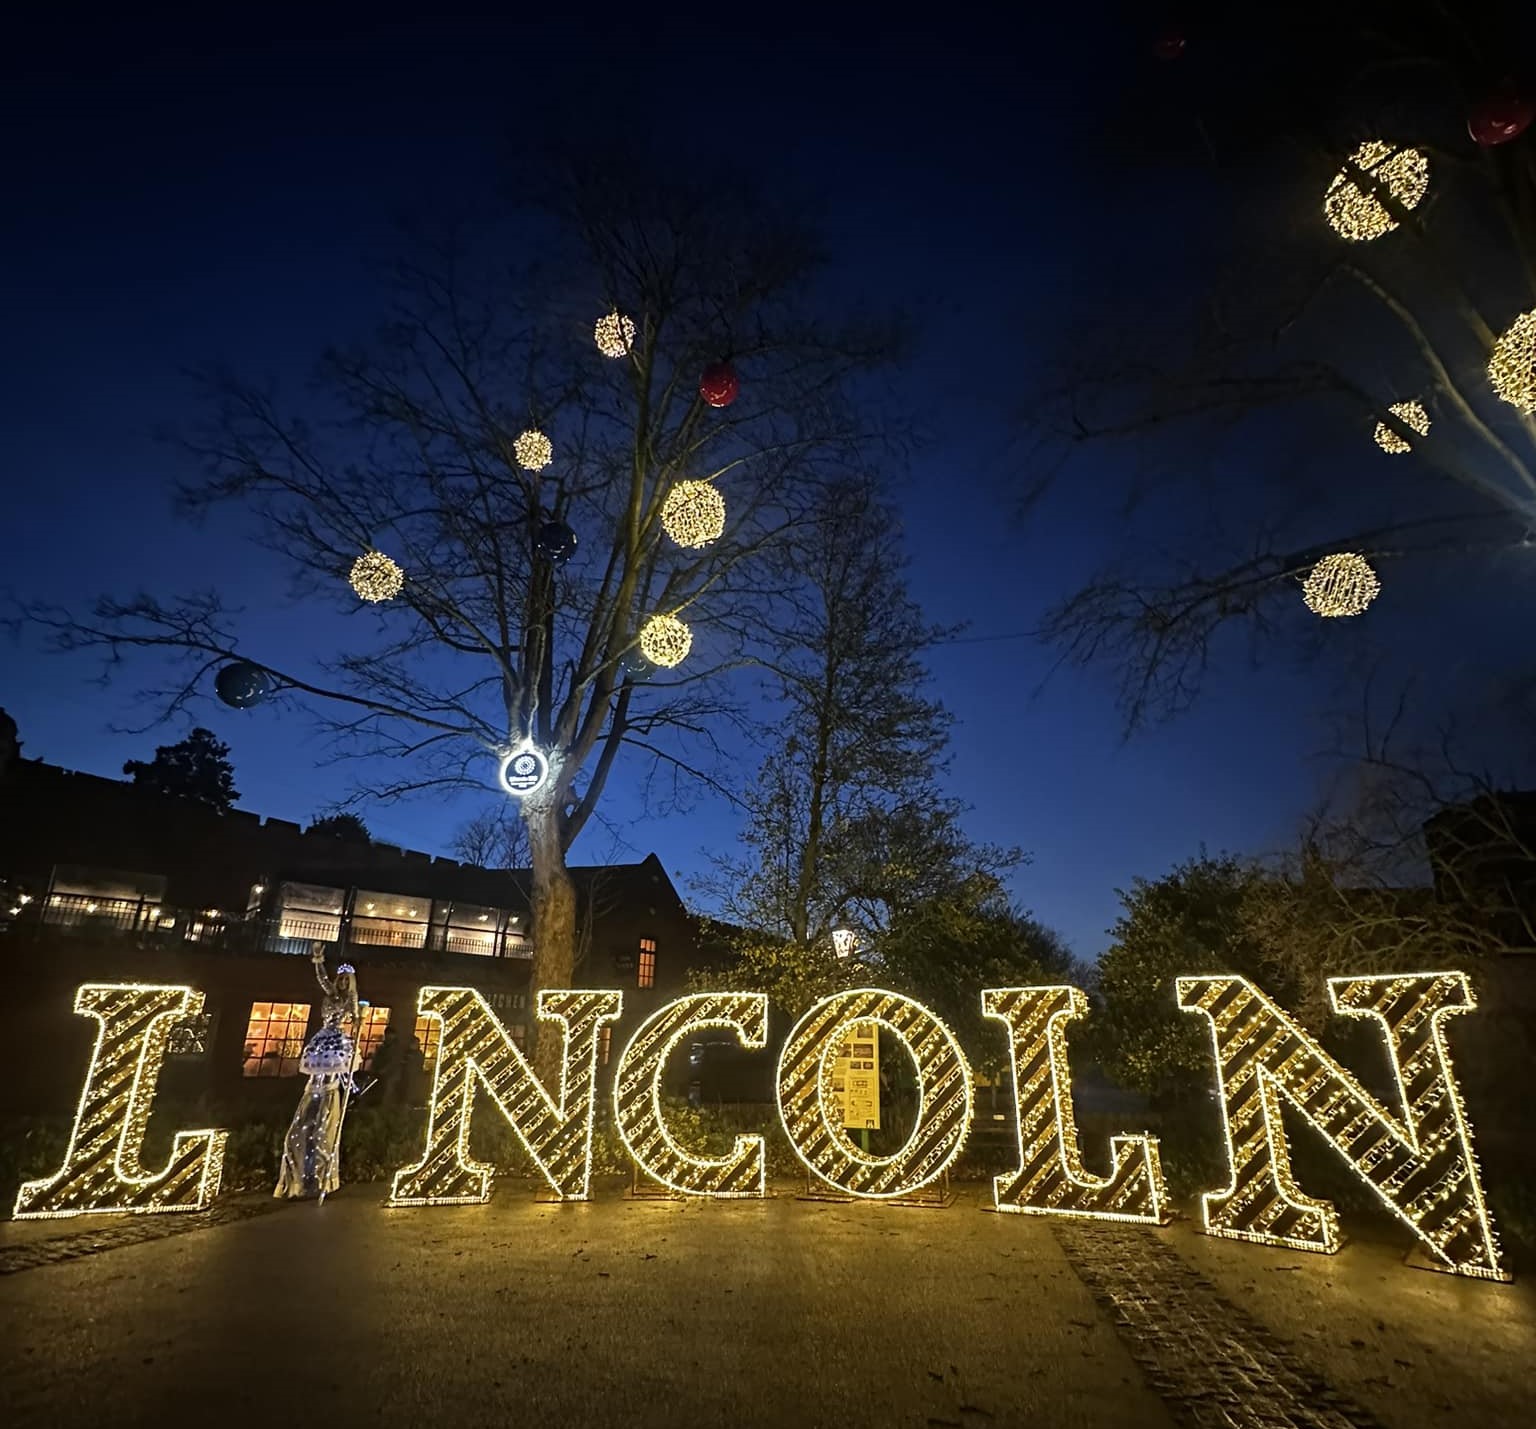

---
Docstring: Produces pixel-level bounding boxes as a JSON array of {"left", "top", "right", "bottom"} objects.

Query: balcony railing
[{"left": 15, "top": 895, "right": 533, "bottom": 960}]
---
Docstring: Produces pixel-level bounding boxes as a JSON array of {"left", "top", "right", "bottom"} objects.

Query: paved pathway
[{"left": 1, "top": 1184, "right": 1530, "bottom": 1428}]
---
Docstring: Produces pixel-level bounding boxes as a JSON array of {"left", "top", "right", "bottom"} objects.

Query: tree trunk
[{"left": 526, "top": 797, "right": 577, "bottom": 1085}]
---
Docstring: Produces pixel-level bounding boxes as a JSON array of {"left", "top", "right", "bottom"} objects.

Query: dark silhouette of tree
[
  {"left": 306, "top": 812, "right": 371, "bottom": 842},
  {"left": 0, "top": 708, "right": 19, "bottom": 779},
  {"left": 23, "top": 150, "right": 903, "bottom": 1062},
  {"left": 1022, "top": 1, "right": 1536, "bottom": 732},
  {"left": 123, "top": 728, "right": 238, "bottom": 812}
]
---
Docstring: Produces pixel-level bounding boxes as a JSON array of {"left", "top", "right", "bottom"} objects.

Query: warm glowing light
[
  {"left": 1323, "top": 141, "right": 1429, "bottom": 241},
  {"left": 831, "top": 928, "right": 859, "bottom": 959},
  {"left": 1302, "top": 552, "right": 1380, "bottom": 617},
  {"left": 614, "top": 993, "right": 769, "bottom": 1197},
  {"left": 593, "top": 310, "right": 636, "bottom": 359},
  {"left": 1373, "top": 399, "right": 1431, "bottom": 453},
  {"left": 660, "top": 481, "right": 726, "bottom": 548},
  {"left": 1488, "top": 309, "right": 1536, "bottom": 413},
  {"left": 349, "top": 550, "right": 404, "bottom": 603},
  {"left": 389, "top": 986, "right": 622, "bottom": 1204},
  {"left": 639, "top": 613, "right": 692, "bottom": 668},
  {"left": 983, "top": 985, "right": 1168, "bottom": 1224},
  {"left": 777, "top": 988, "right": 972, "bottom": 1199},
  {"left": 1177, "top": 972, "right": 1506, "bottom": 1280},
  {"left": 14, "top": 984, "right": 227, "bottom": 1219},
  {"left": 497, "top": 743, "right": 550, "bottom": 799},
  {"left": 513, "top": 429, "right": 553, "bottom": 471}
]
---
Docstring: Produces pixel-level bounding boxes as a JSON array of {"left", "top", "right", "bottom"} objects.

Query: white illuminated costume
[{"left": 275, "top": 948, "right": 359, "bottom": 1199}]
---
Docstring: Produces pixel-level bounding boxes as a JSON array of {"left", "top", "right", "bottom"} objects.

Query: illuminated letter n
[
  {"left": 389, "top": 986, "right": 622, "bottom": 1205},
  {"left": 1178, "top": 972, "right": 1506, "bottom": 1280}
]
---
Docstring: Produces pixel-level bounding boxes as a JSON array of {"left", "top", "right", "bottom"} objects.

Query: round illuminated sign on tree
[{"left": 498, "top": 744, "right": 550, "bottom": 799}]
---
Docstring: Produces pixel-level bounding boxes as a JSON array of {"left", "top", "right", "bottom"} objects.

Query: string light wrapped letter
[
  {"left": 389, "top": 986, "right": 622, "bottom": 1205},
  {"left": 777, "top": 988, "right": 973, "bottom": 1199},
  {"left": 660, "top": 481, "right": 726, "bottom": 548},
  {"left": 983, "top": 985, "right": 1169, "bottom": 1224},
  {"left": 1488, "top": 309, "right": 1536, "bottom": 413},
  {"left": 1373, "top": 400, "right": 1430, "bottom": 454},
  {"left": 614, "top": 992, "right": 769, "bottom": 1197},
  {"left": 1302, "top": 553, "right": 1380, "bottom": 618},
  {"left": 1178, "top": 972, "right": 1506, "bottom": 1280},
  {"left": 513, "top": 429, "right": 554, "bottom": 471},
  {"left": 15, "top": 984, "right": 227, "bottom": 1218},
  {"left": 593, "top": 310, "right": 636, "bottom": 359},
  {"left": 1323, "top": 141, "right": 1429, "bottom": 242},
  {"left": 639, "top": 613, "right": 692, "bottom": 668},
  {"left": 349, "top": 550, "right": 404, "bottom": 603}
]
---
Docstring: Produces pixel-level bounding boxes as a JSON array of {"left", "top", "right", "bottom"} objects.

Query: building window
[
  {"left": 356, "top": 1006, "right": 391, "bottom": 1071},
  {"left": 600, "top": 1025, "right": 612, "bottom": 1065},
  {"left": 413, "top": 1013, "right": 442, "bottom": 1070},
  {"left": 638, "top": 938, "right": 656, "bottom": 989},
  {"left": 243, "top": 1002, "right": 311, "bottom": 1078}
]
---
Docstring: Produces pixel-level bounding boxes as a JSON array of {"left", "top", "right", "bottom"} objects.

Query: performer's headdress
[{"left": 336, "top": 962, "right": 356, "bottom": 976}]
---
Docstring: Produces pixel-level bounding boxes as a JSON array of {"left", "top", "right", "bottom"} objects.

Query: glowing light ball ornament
[
  {"left": 1373, "top": 399, "right": 1431, "bottom": 454},
  {"left": 537, "top": 520, "right": 578, "bottom": 566},
  {"left": 660, "top": 480, "right": 726, "bottom": 548},
  {"left": 594, "top": 310, "right": 636, "bottom": 359},
  {"left": 1469, "top": 93, "right": 1535, "bottom": 146},
  {"left": 214, "top": 661, "right": 271, "bottom": 710},
  {"left": 513, "top": 429, "right": 553, "bottom": 471},
  {"left": 349, "top": 550, "right": 405, "bottom": 603},
  {"left": 1323, "top": 141, "right": 1429, "bottom": 241},
  {"left": 1302, "top": 553, "right": 1380, "bottom": 618},
  {"left": 699, "top": 362, "right": 740, "bottom": 408},
  {"left": 639, "top": 613, "right": 692, "bottom": 668},
  {"left": 1488, "top": 309, "right": 1536, "bottom": 413}
]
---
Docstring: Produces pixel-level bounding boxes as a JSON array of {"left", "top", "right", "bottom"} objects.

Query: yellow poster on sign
[{"left": 832, "top": 1020, "right": 880, "bottom": 1130}]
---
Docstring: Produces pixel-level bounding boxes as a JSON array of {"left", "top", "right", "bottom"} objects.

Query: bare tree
[
  {"left": 704, "top": 477, "right": 1001, "bottom": 948},
  {"left": 1022, "top": 3, "right": 1536, "bottom": 731},
  {"left": 451, "top": 807, "right": 532, "bottom": 872},
  {"left": 21, "top": 153, "right": 903, "bottom": 1058}
]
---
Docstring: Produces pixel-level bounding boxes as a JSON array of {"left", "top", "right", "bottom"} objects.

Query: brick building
[{"left": 0, "top": 760, "right": 717, "bottom": 1116}]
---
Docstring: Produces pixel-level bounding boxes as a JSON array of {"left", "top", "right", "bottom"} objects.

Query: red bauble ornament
[
  {"left": 1468, "top": 92, "right": 1535, "bottom": 147},
  {"left": 700, "top": 362, "right": 740, "bottom": 408},
  {"left": 1152, "top": 29, "right": 1186, "bottom": 60}
]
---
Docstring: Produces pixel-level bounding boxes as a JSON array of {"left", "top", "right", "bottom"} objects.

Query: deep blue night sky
[{"left": 5, "top": 14, "right": 1531, "bottom": 956}]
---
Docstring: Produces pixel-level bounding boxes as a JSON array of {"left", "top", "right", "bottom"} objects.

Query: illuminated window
[
  {"left": 356, "top": 1006, "right": 391, "bottom": 1070},
  {"left": 242, "top": 1002, "right": 311, "bottom": 1078},
  {"left": 600, "top": 1025, "right": 612, "bottom": 1065},
  {"left": 414, "top": 1013, "right": 442, "bottom": 1069},
  {"left": 638, "top": 939, "right": 656, "bottom": 989}
]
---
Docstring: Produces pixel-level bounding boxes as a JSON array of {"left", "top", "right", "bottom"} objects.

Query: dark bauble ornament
[
  {"left": 620, "top": 648, "right": 656, "bottom": 683},
  {"left": 699, "top": 362, "right": 740, "bottom": 408},
  {"left": 1469, "top": 92, "right": 1535, "bottom": 146},
  {"left": 537, "top": 520, "right": 578, "bottom": 565},
  {"left": 215, "top": 661, "right": 272, "bottom": 710},
  {"left": 1152, "top": 29, "right": 1186, "bottom": 60}
]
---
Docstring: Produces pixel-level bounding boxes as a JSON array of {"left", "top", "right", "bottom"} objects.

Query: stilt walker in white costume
[{"left": 276, "top": 945, "right": 360, "bottom": 1199}]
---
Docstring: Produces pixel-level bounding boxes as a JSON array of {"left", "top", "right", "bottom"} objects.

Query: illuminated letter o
[{"left": 776, "top": 988, "right": 972, "bottom": 1198}]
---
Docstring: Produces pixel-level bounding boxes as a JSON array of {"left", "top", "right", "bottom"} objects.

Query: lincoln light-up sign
[{"left": 15, "top": 971, "right": 1509, "bottom": 1282}]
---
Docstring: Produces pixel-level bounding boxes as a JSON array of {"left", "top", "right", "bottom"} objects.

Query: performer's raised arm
[{"left": 310, "top": 943, "right": 336, "bottom": 997}]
